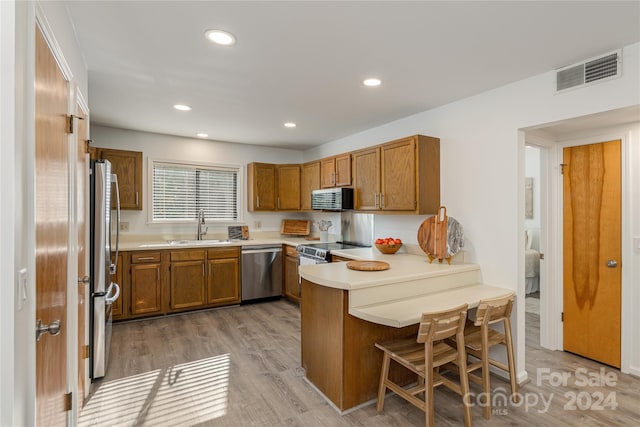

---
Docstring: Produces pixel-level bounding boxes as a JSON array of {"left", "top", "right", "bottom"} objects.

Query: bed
[{"left": 525, "top": 230, "right": 540, "bottom": 294}]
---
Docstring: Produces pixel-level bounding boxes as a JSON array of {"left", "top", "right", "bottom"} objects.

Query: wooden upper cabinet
[
  {"left": 352, "top": 147, "right": 380, "bottom": 211},
  {"left": 352, "top": 135, "right": 440, "bottom": 214},
  {"left": 94, "top": 147, "right": 143, "bottom": 210},
  {"left": 321, "top": 154, "right": 351, "bottom": 188},
  {"left": 301, "top": 161, "right": 320, "bottom": 210},
  {"left": 277, "top": 164, "right": 301, "bottom": 210},
  {"left": 247, "top": 163, "right": 276, "bottom": 211}
]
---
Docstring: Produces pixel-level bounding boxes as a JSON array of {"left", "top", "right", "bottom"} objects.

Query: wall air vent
[{"left": 556, "top": 49, "right": 621, "bottom": 92}]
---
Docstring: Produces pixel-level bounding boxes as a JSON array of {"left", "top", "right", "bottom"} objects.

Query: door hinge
[
  {"left": 561, "top": 312, "right": 564, "bottom": 322},
  {"left": 82, "top": 345, "right": 90, "bottom": 359},
  {"left": 66, "top": 114, "right": 85, "bottom": 134},
  {"left": 560, "top": 163, "right": 567, "bottom": 175},
  {"left": 64, "top": 392, "right": 72, "bottom": 411},
  {"left": 85, "top": 139, "right": 93, "bottom": 154}
]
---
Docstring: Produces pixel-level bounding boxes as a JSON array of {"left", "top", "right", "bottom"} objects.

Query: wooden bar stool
[
  {"left": 375, "top": 303, "right": 472, "bottom": 427},
  {"left": 462, "top": 292, "right": 518, "bottom": 419}
]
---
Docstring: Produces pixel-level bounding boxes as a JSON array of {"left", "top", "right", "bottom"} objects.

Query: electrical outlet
[
  {"left": 119, "top": 221, "right": 130, "bottom": 232},
  {"left": 254, "top": 221, "right": 261, "bottom": 229}
]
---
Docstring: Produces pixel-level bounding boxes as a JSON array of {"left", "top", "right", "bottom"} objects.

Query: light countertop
[
  {"left": 118, "top": 236, "right": 330, "bottom": 251},
  {"left": 298, "top": 251, "right": 512, "bottom": 328}
]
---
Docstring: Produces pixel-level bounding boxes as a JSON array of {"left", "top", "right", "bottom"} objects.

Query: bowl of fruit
[{"left": 375, "top": 237, "right": 403, "bottom": 254}]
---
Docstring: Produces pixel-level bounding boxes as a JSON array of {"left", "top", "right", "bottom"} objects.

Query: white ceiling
[{"left": 64, "top": 1, "right": 640, "bottom": 150}]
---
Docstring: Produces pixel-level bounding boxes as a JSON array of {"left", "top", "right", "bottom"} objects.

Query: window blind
[{"left": 152, "top": 161, "right": 239, "bottom": 222}]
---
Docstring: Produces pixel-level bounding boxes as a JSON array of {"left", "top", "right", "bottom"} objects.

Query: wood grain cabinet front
[
  {"left": 111, "top": 253, "right": 125, "bottom": 319},
  {"left": 94, "top": 147, "right": 143, "bottom": 210},
  {"left": 207, "top": 247, "right": 241, "bottom": 306},
  {"left": 284, "top": 245, "right": 300, "bottom": 303},
  {"left": 169, "top": 250, "right": 206, "bottom": 311},
  {"left": 321, "top": 154, "right": 351, "bottom": 188},
  {"left": 130, "top": 252, "right": 162, "bottom": 316},
  {"left": 301, "top": 161, "right": 320, "bottom": 210},
  {"left": 352, "top": 135, "right": 440, "bottom": 214}
]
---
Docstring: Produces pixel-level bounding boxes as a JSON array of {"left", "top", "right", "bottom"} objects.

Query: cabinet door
[
  {"left": 381, "top": 137, "right": 416, "bottom": 211},
  {"left": 111, "top": 254, "right": 124, "bottom": 318},
  {"left": 96, "top": 148, "right": 143, "bottom": 210},
  {"left": 248, "top": 163, "right": 276, "bottom": 211},
  {"left": 284, "top": 255, "right": 300, "bottom": 302},
  {"left": 334, "top": 153, "right": 351, "bottom": 187},
  {"left": 207, "top": 258, "right": 240, "bottom": 305},
  {"left": 170, "top": 260, "right": 206, "bottom": 310},
  {"left": 301, "top": 162, "right": 320, "bottom": 210},
  {"left": 277, "top": 164, "right": 301, "bottom": 210},
  {"left": 320, "top": 158, "right": 337, "bottom": 188},
  {"left": 352, "top": 147, "right": 380, "bottom": 210},
  {"left": 130, "top": 263, "right": 162, "bottom": 315}
]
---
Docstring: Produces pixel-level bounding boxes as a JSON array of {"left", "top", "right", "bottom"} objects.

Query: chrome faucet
[{"left": 197, "top": 209, "right": 208, "bottom": 240}]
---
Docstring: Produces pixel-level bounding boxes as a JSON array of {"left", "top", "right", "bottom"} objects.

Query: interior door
[
  {"left": 563, "top": 140, "right": 621, "bottom": 367},
  {"left": 35, "top": 25, "right": 70, "bottom": 424},
  {"left": 76, "top": 104, "right": 89, "bottom": 408}
]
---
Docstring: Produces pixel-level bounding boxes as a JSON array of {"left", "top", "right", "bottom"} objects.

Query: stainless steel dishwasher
[{"left": 241, "top": 245, "right": 283, "bottom": 302}]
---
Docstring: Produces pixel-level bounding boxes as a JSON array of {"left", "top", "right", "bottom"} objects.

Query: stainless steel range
[{"left": 296, "top": 242, "right": 368, "bottom": 264}]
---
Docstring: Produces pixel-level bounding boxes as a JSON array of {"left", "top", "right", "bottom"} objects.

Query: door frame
[{"left": 546, "top": 128, "right": 634, "bottom": 374}]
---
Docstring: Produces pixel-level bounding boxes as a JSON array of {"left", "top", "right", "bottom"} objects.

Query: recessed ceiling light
[
  {"left": 363, "top": 78, "right": 382, "bottom": 87},
  {"left": 205, "top": 30, "right": 236, "bottom": 46},
  {"left": 173, "top": 104, "right": 192, "bottom": 111},
  {"left": 196, "top": 133, "right": 209, "bottom": 138},
  {"left": 284, "top": 122, "right": 296, "bottom": 128}
]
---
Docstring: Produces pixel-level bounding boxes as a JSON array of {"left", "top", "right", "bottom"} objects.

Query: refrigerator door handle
[
  {"left": 110, "top": 174, "right": 121, "bottom": 275},
  {"left": 105, "top": 282, "right": 120, "bottom": 305}
]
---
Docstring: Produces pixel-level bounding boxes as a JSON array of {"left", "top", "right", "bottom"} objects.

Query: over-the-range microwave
[{"left": 311, "top": 188, "right": 354, "bottom": 211}]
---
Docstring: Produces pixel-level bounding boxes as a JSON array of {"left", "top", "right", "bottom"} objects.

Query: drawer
[
  {"left": 170, "top": 250, "right": 206, "bottom": 262},
  {"left": 130, "top": 252, "right": 161, "bottom": 264},
  {"left": 285, "top": 245, "right": 298, "bottom": 257},
  {"left": 208, "top": 247, "right": 240, "bottom": 260}
]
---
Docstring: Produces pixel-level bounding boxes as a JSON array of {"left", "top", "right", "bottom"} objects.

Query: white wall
[
  {"left": 305, "top": 42, "right": 640, "bottom": 378},
  {"left": 91, "top": 125, "right": 321, "bottom": 239}
]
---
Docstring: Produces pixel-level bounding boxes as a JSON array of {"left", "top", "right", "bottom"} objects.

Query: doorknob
[
  {"left": 36, "top": 319, "right": 62, "bottom": 341},
  {"left": 606, "top": 259, "right": 618, "bottom": 268}
]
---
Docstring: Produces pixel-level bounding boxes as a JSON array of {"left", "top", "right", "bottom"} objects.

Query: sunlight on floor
[{"left": 79, "top": 353, "right": 231, "bottom": 426}]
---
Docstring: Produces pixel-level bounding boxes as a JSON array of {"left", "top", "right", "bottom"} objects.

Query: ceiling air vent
[{"left": 556, "top": 50, "right": 621, "bottom": 92}]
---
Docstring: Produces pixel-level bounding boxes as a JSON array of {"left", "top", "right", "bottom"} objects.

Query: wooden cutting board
[
  {"left": 417, "top": 206, "right": 449, "bottom": 264},
  {"left": 346, "top": 260, "right": 390, "bottom": 271},
  {"left": 280, "top": 219, "right": 311, "bottom": 236}
]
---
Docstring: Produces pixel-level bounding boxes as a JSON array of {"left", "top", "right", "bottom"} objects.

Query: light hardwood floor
[{"left": 80, "top": 300, "right": 639, "bottom": 426}]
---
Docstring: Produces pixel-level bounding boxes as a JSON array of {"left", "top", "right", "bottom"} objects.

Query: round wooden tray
[{"left": 346, "top": 260, "right": 390, "bottom": 271}]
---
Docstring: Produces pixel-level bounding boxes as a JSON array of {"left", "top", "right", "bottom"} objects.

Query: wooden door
[
  {"left": 207, "top": 258, "right": 240, "bottom": 305},
  {"left": 130, "top": 263, "right": 162, "bottom": 315},
  {"left": 35, "top": 25, "right": 69, "bottom": 425},
  {"left": 352, "top": 147, "right": 380, "bottom": 210},
  {"left": 381, "top": 137, "right": 416, "bottom": 211},
  {"left": 95, "top": 148, "right": 142, "bottom": 210},
  {"left": 277, "top": 164, "right": 301, "bottom": 210},
  {"left": 284, "top": 254, "right": 300, "bottom": 302},
  {"left": 563, "top": 140, "right": 621, "bottom": 367},
  {"left": 334, "top": 153, "right": 351, "bottom": 187},
  {"left": 301, "top": 162, "right": 320, "bottom": 210},
  {"left": 320, "top": 158, "right": 337, "bottom": 188},
  {"left": 76, "top": 104, "right": 89, "bottom": 409},
  {"left": 248, "top": 163, "right": 276, "bottom": 211},
  {"left": 170, "top": 261, "right": 206, "bottom": 310},
  {"left": 111, "top": 253, "right": 124, "bottom": 317}
]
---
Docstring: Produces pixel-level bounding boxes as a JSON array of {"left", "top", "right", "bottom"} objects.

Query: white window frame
[{"left": 147, "top": 158, "right": 244, "bottom": 225}]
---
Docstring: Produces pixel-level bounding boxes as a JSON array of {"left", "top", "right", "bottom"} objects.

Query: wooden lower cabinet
[
  {"left": 130, "top": 252, "right": 162, "bottom": 316},
  {"left": 284, "top": 245, "right": 300, "bottom": 303},
  {"left": 207, "top": 247, "right": 241, "bottom": 306},
  {"left": 170, "top": 250, "right": 206, "bottom": 311},
  {"left": 114, "top": 247, "right": 241, "bottom": 320}
]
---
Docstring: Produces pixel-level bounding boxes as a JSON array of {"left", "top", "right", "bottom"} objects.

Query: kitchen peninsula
[{"left": 298, "top": 249, "right": 512, "bottom": 412}]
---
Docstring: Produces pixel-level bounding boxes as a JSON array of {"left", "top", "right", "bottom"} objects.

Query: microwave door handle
[{"left": 110, "top": 174, "right": 121, "bottom": 275}]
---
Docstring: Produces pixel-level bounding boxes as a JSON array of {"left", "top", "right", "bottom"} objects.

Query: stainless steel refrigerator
[{"left": 89, "top": 159, "right": 121, "bottom": 380}]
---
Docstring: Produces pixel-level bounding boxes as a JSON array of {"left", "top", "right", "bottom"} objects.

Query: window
[{"left": 151, "top": 160, "right": 241, "bottom": 223}]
